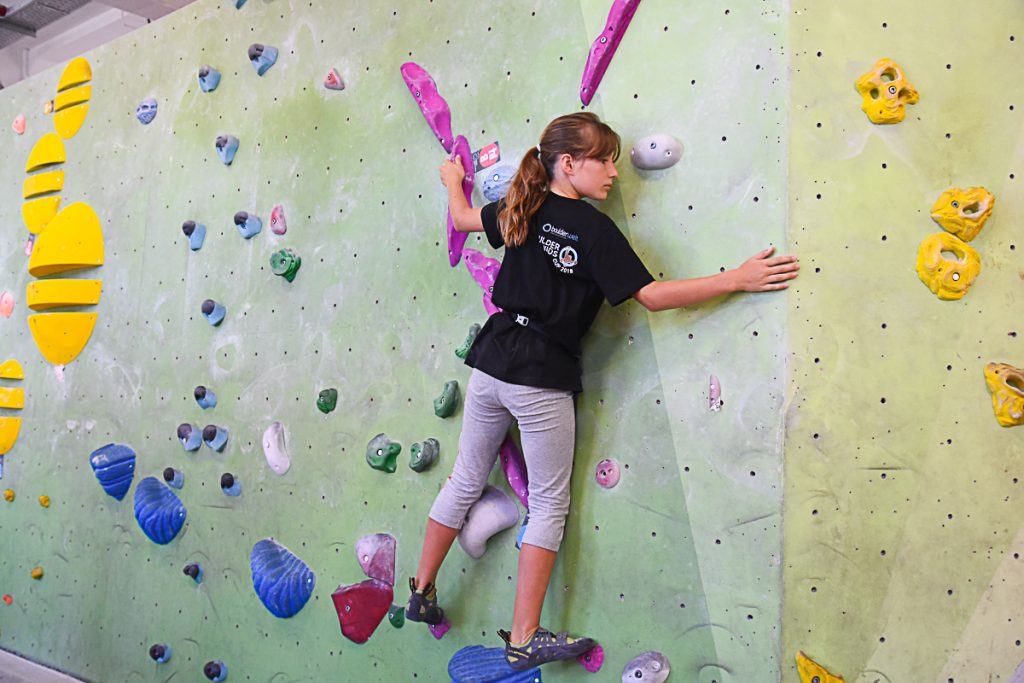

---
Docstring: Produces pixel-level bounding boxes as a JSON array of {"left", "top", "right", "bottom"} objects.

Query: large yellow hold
[
  {"left": 796, "top": 651, "right": 845, "bottom": 683},
  {"left": 855, "top": 58, "right": 919, "bottom": 124},
  {"left": 916, "top": 232, "right": 981, "bottom": 300},
  {"left": 931, "top": 187, "right": 995, "bottom": 242},
  {"left": 984, "top": 363, "right": 1024, "bottom": 427}
]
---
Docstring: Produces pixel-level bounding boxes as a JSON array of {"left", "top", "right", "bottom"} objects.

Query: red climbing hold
[
  {"left": 324, "top": 68, "right": 345, "bottom": 91},
  {"left": 331, "top": 578, "right": 393, "bottom": 644},
  {"left": 2, "top": 595, "right": 11, "bottom": 605}
]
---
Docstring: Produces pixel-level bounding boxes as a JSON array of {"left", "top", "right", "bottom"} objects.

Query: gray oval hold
[
  {"left": 621, "top": 650, "right": 670, "bottom": 683},
  {"left": 629, "top": 134, "right": 682, "bottom": 170}
]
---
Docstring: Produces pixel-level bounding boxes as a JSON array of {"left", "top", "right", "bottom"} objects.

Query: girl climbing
[{"left": 406, "top": 112, "right": 799, "bottom": 671}]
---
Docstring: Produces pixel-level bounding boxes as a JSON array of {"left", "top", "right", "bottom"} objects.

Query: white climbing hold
[
  {"left": 709, "top": 374, "right": 722, "bottom": 412},
  {"left": 630, "top": 134, "right": 683, "bottom": 170},
  {"left": 458, "top": 485, "right": 519, "bottom": 559},
  {"left": 262, "top": 421, "right": 291, "bottom": 475}
]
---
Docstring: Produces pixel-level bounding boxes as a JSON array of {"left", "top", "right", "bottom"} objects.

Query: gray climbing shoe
[
  {"left": 405, "top": 578, "right": 445, "bottom": 625},
  {"left": 498, "top": 626, "right": 596, "bottom": 671}
]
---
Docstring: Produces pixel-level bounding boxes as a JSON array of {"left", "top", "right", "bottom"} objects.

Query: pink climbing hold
[
  {"left": 400, "top": 62, "right": 454, "bottom": 153},
  {"left": 579, "top": 0, "right": 642, "bottom": 106},
  {"left": 270, "top": 204, "right": 287, "bottom": 235},
  {"left": 0, "top": 290, "right": 13, "bottom": 319},
  {"left": 463, "top": 248, "right": 502, "bottom": 316},
  {"left": 12, "top": 114, "right": 25, "bottom": 135},
  {"left": 324, "top": 68, "right": 345, "bottom": 91},
  {"left": 331, "top": 578, "right": 393, "bottom": 645},
  {"left": 577, "top": 644, "right": 604, "bottom": 673},
  {"left": 355, "top": 532, "right": 396, "bottom": 586},
  {"left": 446, "top": 135, "right": 474, "bottom": 267},
  {"left": 24, "top": 236, "right": 34, "bottom": 257},
  {"left": 499, "top": 435, "right": 529, "bottom": 510},
  {"left": 428, "top": 618, "right": 451, "bottom": 640}
]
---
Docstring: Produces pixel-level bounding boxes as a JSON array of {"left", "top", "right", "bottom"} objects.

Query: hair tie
[{"left": 536, "top": 142, "right": 542, "bottom": 155}]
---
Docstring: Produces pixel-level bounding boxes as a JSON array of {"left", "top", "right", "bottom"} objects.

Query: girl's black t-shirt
[{"left": 465, "top": 192, "right": 654, "bottom": 392}]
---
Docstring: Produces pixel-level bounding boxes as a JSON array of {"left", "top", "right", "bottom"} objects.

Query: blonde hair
[{"left": 498, "top": 112, "right": 620, "bottom": 247}]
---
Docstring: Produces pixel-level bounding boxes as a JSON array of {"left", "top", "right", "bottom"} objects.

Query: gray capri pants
[{"left": 429, "top": 369, "right": 576, "bottom": 552}]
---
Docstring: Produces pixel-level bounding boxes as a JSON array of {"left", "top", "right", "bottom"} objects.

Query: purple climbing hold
[
  {"left": 579, "top": 0, "right": 642, "bottom": 106},
  {"left": 331, "top": 578, "right": 393, "bottom": 645},
  {"left": 400, "top": 62, "right": 454, "bottom": 153},
  {"left": 595, "top": 458, "right": 620, "bottom": 489},
  {"left": 463, "top": 248, "right": 503, "bottom": 316},
  {"left": 578, "top": 644, "right": 604, "bottom": 673},
  {"left": 355, "top": 533, "right": 396, "bottom": 586},
  {"left": 499, "top": 436, "right": 528, "bottom": 510},
  {"left": 446, "top": 135, "right": 475, "bottom": 267},
  {"left": 428, "top": 618, "right": 451, "bottom": 640}
]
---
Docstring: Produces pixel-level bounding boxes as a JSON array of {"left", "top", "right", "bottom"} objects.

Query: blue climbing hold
[
  {"left": 203, "top": 425, "right": 229, "bottom": 452},
  {"left": 220, "top": 472, "right": 241, "bottom": 496},
  {"left": 233, "top": 211, "right": 262, "bottom": 239},
  {"left": 136, "top": 98, "right": 158, "bottom": 125},
  {"left": 133, "top": 477, "right": 186, "bottom": 545},
  {"left": 182, "top": 221, "right": 206, "bottom": 251},
  {"left": 449, "top": 645, "right": 542, "bottom": 683},
  {"left": 215, "top": 135, "right": 239, "bottom": 165},
  {"left": 149, "top": 643, "right": 172, "bottom": 663},
  {"left": 163, "top": 467, "right": 184, "bottom": 489},
  {"left": 201, "top": 299, "right": 226, "bottom": 326},
  {"left": 183, "top": 562, "right": 204, "bottom": 584},
  {"left": 198, "top": 65, "right": 221, "bottom": 92},
  {"left": 89, "top": 443, "right": 136, "bottom": 501},
  {"left": 248, "top": 43, "right": 278, "bottom": 76},
  {"left": 178, "top": 423, "right": 202, "bottom": 451},
  {"left": 203, "top": 660, "right": 228, "bottom": 681},
  {"left": 194, "top": 385, "right": 217, "bottom": 409},
  {"left": 250, "top": 538, "right": 316, "bottom": 618},
  {"left": 482, "top": 165, "right": 515, "bottom": 203},
  {"left": 234, "top": 0, "right": 246, "bottom": 7}
]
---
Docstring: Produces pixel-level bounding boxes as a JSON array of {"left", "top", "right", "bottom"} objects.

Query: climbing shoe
[
  {"left": 405, "top": 578, "right": 445, "bottom": 625},
  {"left": 498, "top": 626, "right": 596, "bottom": 671}
]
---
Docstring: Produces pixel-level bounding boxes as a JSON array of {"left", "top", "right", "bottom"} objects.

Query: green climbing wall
[
  {"left": 783, "top": 2, "right": 1024, "bottom": 682},
  {"left": 0, "top": 1, "right": 789, "bottom": 680}
]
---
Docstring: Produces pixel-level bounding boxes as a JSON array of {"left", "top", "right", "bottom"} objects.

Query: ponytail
[{"left": 497, "top": 112, "right": 620, "bottom": 248}]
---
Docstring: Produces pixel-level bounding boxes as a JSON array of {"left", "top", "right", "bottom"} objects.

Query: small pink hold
[
  {"left": 12, "top": 115, "right": 25, "bottom": 135},
  {"left": 270, "top": 204, "right": 287, "bottom": 235},
  {"left": 324, "top": 68, "right": 345, "bottom": 91},
  {"left": 594, "top": 458, "right": 620, "bottom": 489},
  {"left": 577, "top": 644, "right": 604, "bottom": 672},
  {"left": 463, "top": 248, "right": 502, "bottom": 316},
  {"left": 428, "top": 617, "right": 451, "bottom": 640},
  {"left": 499, "top": 435, "right": 529, "bottom": 509},
  {"left": 24, "top": 235, "right": 35, "bottom": 257},
  {"left": 355, "top": 533, "right": 396, "bottom": 586},
  {"left": 709, "top": 374, "right": 722, "bottom": 412},
  {"left": 0, "top": 290, "right": 13, "bottom": 319}
]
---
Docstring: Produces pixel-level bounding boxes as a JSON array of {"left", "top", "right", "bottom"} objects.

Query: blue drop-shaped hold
[
  {"left": 133, "top": 477, "right": 187, "bottom": 545},
  {"left": 482, "top": 165, "right": 516, "bottom": 203},
  {"left": 250, "top": 538, "right": 316, "bottom": 618},
  {"left": 449, "top": 645, "right": 542, "bottom": 682},
  {"left": 89, "top": 443, "right": 136, "bottom": 501}
]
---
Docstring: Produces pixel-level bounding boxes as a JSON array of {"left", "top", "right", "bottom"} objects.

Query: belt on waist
[{"left": 502, "top": 310, "right": 579, "bottom": 359}]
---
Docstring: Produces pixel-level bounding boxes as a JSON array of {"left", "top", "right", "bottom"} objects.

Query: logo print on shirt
[{"left": 558, "top": 247, "right": 579, "bottom": 268}]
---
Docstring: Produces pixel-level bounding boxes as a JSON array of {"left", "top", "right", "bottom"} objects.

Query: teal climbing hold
[
  {"left": 366, "top": 433, "right": 401, "bottom": 473},
  {"left": 434, "top": 380, "right": 460, "bottom": 418}
]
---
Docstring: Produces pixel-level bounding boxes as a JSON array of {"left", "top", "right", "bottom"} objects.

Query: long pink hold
[
  {"left": 400, "top": 62, "right": 454, "bottom": 153},
  {"left": 579, "top": 0, "right": 642, "bottom": 106},
  {"left": 446, "top": 135, "right": 474, "bottom": 267},
  {"left": 499, "top": 435, "right": 529, "bottom": 510},
  {"left": 463, "top": 248, "right": 502, "bottom": 316}
]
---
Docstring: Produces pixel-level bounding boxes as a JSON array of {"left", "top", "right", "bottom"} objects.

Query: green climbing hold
[
  {"left": 434, "top": 380, "right": 460, "bottom": 418},
  {"left": 455, "top": 323, "right": 481, "bottom": 359},
  {"left": 409, "top": 438, "right": 440, "bottom": 473},
  {"left": 366, "top": 433, "right": 401, "bottom": 473},
  {"left": 317, "top": 388, "right": 338, "bottom": 414},
  {"left": 270, "top": 248, "right": 302, "bottom": 282},
  {"left": 388, "top": 604, "right": 405, "bottom": 628}
]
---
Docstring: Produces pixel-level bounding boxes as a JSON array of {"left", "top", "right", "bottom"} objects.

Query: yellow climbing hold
[
  {"left": 796, "top": 650, "right": 845, "bottom": 683},
  {"left": 28, "top": 202, "right": 105, "bottom": 277},
  {"left": 915, "top": 232, "right": 981, "bottom": 300},
  {"left": 0, "top": 388, "right": 25, "bottom": 410},
  {"left": 984, "top": 362, "right": 1024, "bottom": 427},
  {"left": 3, "top": 489, "right": 14, "bottom": 502},
  {"left": 28, "top": 312, "right": 98, "bottom": 366},
  {"left": 854, "top": 58, "right": 919, "bottom": 124},
  {"left": 22, "top": 170, "right": 64, "bottom": 199},
  {"left": 38, "top": 495, "right": 50, "bottom": 508},
  {"left": 57, "top": 57, "right": 92, "bottom": 92},
  {"left": 931, "top": 187, "right": 995, "bottom": 242},
  {"left": 21, "top": 196, "right": 62, "bottom": 235},
  {"left": 53, "top": 85, "right": 91, "bottom": 113},
  {"left": 0, "top": 360, "right": 24, "bottom": 380},
  {"left": 25, "top": 133, "right": 66, "bottom": 172},
  {"left": 27, "top": 279, "right": 102, "bottom": 311},
  {"left": 0, "top": 418, "right": 22, "bottom": 455},
  {"left": 53, "top": 103, "right": 89, "bottom": 140},
  {"left": 30, "top": 567, "right": 43, "bottom": 580}
]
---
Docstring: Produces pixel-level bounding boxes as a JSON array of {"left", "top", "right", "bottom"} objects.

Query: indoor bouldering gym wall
[{"left": 0, "top": 0, "right": 1019, "bottom": 682}]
